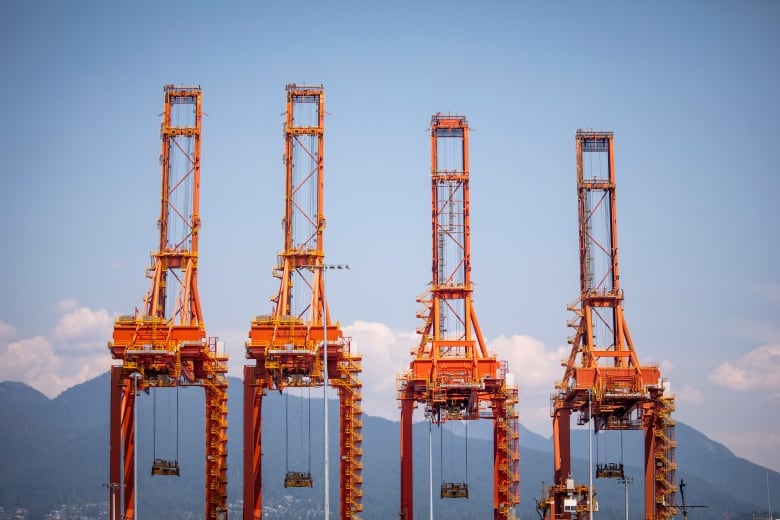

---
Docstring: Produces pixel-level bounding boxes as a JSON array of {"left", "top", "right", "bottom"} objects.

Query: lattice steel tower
[
  {"left": 108, "top": 85, "right": 229, "bottom": 520},
  {"left": 539, "top": 131, "right": 676, "bottom": 520},
  {"left": 244, "top": 84, "right": 363, "bottom": 519},
  {"left": 397, "top": 114, "right": 519, "bottom": 520}
]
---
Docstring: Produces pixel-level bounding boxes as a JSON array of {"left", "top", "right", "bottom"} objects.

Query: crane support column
[
  {"left": 399, "top": 398, "right": 415, "bottom": 519},
  {"left": 243, "top": 366, "right": 263, "bottom": 519},
  {"left": 397, "top": 114, "right": 519, "bottom": 519},
  {"left": 109, "top": 366, "right": 124, "bottom": 520}
]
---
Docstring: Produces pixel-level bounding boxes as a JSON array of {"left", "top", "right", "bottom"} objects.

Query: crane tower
[
  {"left": 397, "top": 114, "right": 519, "bottom": 520},
  {"left": 244, "top": 84, "right": 363, "bottom": 519},
  {"left": 539, "top": 131, "right": 676, "bottom": 520},
  {"left": 108, "top": 85, "right": 229, "bottom": 520}
]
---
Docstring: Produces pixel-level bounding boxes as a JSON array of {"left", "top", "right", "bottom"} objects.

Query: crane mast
[
  {"left": 539, "top": 131, "right": 676, "bottom": 520},
  {"left": 397, "top": 114, "right": 519, "bottom": 520},
  {"left": 108, "top": 85, "right": 229, "bottom": 520},
  {"left": 244, "top": 84, "right": 363, "bottom": 520}
]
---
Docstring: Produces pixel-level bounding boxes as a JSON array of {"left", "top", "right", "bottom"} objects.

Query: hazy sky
[{"left": 1, "top": 0, "right": 778, "bottom": 477}]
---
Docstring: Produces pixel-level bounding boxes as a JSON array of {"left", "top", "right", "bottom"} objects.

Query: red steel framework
[
  {"left": 244, "top": 84, "right": 363, "bottom": 519},
  {"left": 397, "top": 114, "right": 519, "bottom": 520},
  {"left": 539, "top": 131, "right": 676, "bottom": 520},
  {"left": 108, "top": 85, "right": 229, "bottom": 520}
]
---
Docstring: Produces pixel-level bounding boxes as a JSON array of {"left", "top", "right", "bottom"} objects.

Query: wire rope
[
  {"left": 465, "top": 421, "right": 469, "bottom": 483},
  {"left": 153, "top": 390, "right": 157, "bottom": 461},
  {"left": 168, "top": 387, "right": 172, "bottom": 457},
  {"left": 176, "top": 386, "right": 180, "bottom": 462},
  {"left": 439, "top": 422, "right": 444, "bottom": 485},
  {"left": 450, "top": 422, "right": 454, "bottom": 480}
]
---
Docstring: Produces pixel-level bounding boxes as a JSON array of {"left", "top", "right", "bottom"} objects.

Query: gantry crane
[
  {"left": 397, "top": 114, "right": 520, "bottom": 520},
  {"left": 539, "top": 131, "right": 676, "bottom": 520},
  {"left": 108, "top": 85, "right": 229, "bottom": 520},
  {"left": 244, "top": 84, "right": 363, "bottom": 520}
]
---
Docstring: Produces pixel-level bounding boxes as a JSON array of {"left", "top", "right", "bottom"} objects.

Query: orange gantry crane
[
  {"left": 539, "top": 131, "right": 676, "bottom": 520},
  {"left": 397, "top": 114, "right": 520, "bottom": 520},
  {"left": 108, "top": 85, "right": 229, "bottom": 520},
  {"left": 243, "top": 84, "right": 363, "bottom": 520}
]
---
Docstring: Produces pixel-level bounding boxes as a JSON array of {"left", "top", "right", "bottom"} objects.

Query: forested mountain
[{"left": 0, "top": 374, "right": 777, "bottom": 519}]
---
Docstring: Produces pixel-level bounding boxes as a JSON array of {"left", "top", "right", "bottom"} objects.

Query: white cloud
[
  {"left": 0, "top": 336, "right": 57, "bottom": 374},
  {"left": 338, "top": 324, "right": 563, "bottom": 437},
  {"left": 0, "top": 336, "right": 62, "bottom": 397},
  {"left": 344, "top": 321, "right": 417, "bottom": 421},
  {"left": 52, "top": 306, "right": 114, "bottom": 343},
  {"left": 219, "top": 327, "right": 253, "bottom": 379},
  {"left": 0, "top": 320, "right": 16, "bottom": 340},
  {"left": 55, "top": 298, "right": 78, "bottom": 313},
  {"left": 488, "top": 334, "right": 568, "bottom": 389},
  {"left": 227, "top": 320, "right": 421, "bottom": 423},
  {"left": 710, "top": 363, "right": 749, "bottom": 390},
  {"left": 487, "top": 334, "right": 568, "bottom": 436},
  {"left": 224, "top": 322, "right": 565, "bottom": 436},
  {"left": 0, "top": 304, "right": 115, "bottom": 398},
  {"left": 676, "top": 384, "right": 704, "bottom": 406},
  {"left": 710, "top": 345, "right": 780, "bottom": 391},
  {"left": 9, "top": 307, "right": 677, "bottom": 440}
]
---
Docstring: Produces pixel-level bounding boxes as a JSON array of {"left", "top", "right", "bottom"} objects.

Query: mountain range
[{"left": 0, "top": 373, "right": 777, "bottom": 519}]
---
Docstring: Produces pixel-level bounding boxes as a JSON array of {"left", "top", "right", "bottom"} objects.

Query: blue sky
[{"left": 1, "top": 0, "right": 778, "bottom": 478}]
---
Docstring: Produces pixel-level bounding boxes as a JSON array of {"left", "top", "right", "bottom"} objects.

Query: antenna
[{"left": 678, "top": 479, "right": 708, "bottom": 520}]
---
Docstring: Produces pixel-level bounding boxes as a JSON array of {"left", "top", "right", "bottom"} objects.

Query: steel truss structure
[
  {"left": 540, "top": 131, "right": 676, "bottom": 520},
  {"left": 243, "top": 84, "right": 363, "bottom": 520},
  {"left": 109, "top": 85, "right": 229, "bottom": 520},
  {"left": 397, "top": 114, "right": 519, "bottom": 520}
]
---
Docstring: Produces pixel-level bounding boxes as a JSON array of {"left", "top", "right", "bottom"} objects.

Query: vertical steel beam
[
  {"left": 109, "top": 367, "right": 123, "bottom": 520},
  {"left": 400, "top": 399, "right": 415, "bottom": 519},
  {"left": 121, "top": 385, "right": 136, "bottom": 519},
  {"left": 645, "top": 417, "right": 656, "bottom": 520},
  {"left": 243, "top": 366, "right": 262, "bottom": 520}
]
